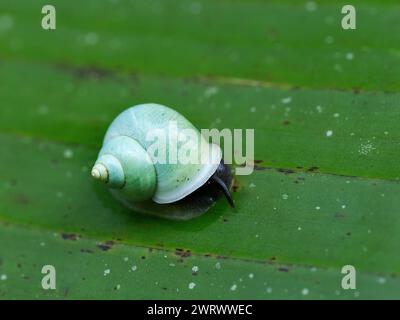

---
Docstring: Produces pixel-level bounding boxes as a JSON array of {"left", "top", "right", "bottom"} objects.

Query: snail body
[{"left": 92, "top": 103, "right": 233, "bottom": 220}]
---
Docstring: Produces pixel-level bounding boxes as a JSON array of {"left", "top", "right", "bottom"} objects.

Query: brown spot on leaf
[
  {"left": 13, "top": 193, "right": 30, "bottom": 205},
  {"left": 80, "top": 249, "right": 94, "bottom": 254},
  {"left": 61, "top": 233, "right": 78, "bottom": 241},
  {"left": 254, "top": 165, "right": 267, "bottom": 171},
  {"left": 175, "top": 248, "right": 191, "bottom": 258},
  {"left": 97, "top": 240, "right": 114, "bottom": 251},
  {"left": 232, "top": 179, "right": 240, "bottom": 192},
  {"left": 277, "top": 168, "right": 295, "bottom": 174},
  {"left": 59, "top": 64, "right": 112, "bottom": 80}
]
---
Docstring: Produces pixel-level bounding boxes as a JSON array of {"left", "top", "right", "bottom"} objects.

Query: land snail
[{"left": 91, "top": 103, "right": 234, "bottom": 220}]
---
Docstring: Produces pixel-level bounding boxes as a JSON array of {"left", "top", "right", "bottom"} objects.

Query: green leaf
[{"left": 0, "top": 0, "right": 399, "bottom": 299}]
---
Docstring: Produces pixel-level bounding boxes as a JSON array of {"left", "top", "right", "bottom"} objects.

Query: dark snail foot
[{"left": 111, "top": 161, "right": 234, "bottom": 221}]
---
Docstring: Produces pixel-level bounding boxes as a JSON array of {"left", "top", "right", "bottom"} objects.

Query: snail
[{"left": 91, "top": 103, "right": 234, "bottom": 220}]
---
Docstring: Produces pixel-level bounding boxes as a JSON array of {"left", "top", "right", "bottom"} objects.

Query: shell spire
[
  {"left": 91, "top": 163, "right": 109, "bottom": 182},
  {"left": 91, "top": 135, "right": 157, "bottom": 202}
]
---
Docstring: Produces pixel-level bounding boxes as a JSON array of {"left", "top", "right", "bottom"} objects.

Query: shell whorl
[
  {"left": 92, "top": 135, "right": 157, "bottom": 202},
  {"left": 92, "top": 103, "right": 222, "bottom": 204}
]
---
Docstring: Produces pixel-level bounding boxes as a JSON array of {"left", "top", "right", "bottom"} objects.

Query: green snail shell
[{"left": 91, "top": 103, "right": 222, "bottom": 205}]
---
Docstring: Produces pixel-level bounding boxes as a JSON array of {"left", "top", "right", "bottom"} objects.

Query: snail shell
[{"left": 92, "top": 103, "right": 234, "bottom": 220}]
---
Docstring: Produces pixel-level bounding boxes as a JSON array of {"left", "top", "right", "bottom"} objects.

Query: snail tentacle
[{"left": 211, "top": 175, "right": 235, "bottom": 208}]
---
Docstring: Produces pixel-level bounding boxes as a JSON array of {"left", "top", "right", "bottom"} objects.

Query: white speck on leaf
[
  {"left": 230, "top": 284, "right": 237, "bottom": 291},
  {"left": 325, "top": 36, "right": 334, "bottom": 44},
  {"left": 37, "top": 105, "right": 49, "bottom": 115},
  {"left": 104, "top": 269, "right": 110, "bottom": 276},
  {"left": 377, "top": 277, "right": 386, "bottom": 284},
  {"left": 0, "top": 15, "right": 13, "bottom": 31},
  {"left": 56, "top": 191, "right": 64, "bottom": 198},
  {"left": 334, "top": 64, "right": 343, "bottom": 72},
  {"left": 131, "top": 265, "right": 137, "bottom": 272},
  {"left": 305, "top": 1, "right": 317, "bottom": 12},
  {"left": 359, "top": 141, "right": 376, "bottom": 155},
  {"left": 282, "top": 194, "right": 289, "bottom": 200},
  {"left": 302, "top": 288, "right": 309, "bottom": 296},
  {"left": 346, "top": 52, "right": 354, "bottom": 60},
  {"left": 326, "top": 130, "right": 333, "bottom": 137},
  {"left": 83, "top": 32, "right": 99, "bottom": 45},
  {"left": 204, "top": 86, "right": 219, "bottom": 98},
  {"left": 0, "top": 274, "right": 7, "bottom": 281},
  {"left": 63, "top": 149, "right": 73, "bottom": 159},
  {"left": 188, "top": 282, "right": 196, "bottom": 290},
  {"left": 249, "top": 273, "right": 254, "bottom": 279},
  {"left": 281, "top": 97, "right": 292, "bottom": 104},
  {"left": 188, "top": 2, "right": 203, "bottom": 15},
  {"left": 192, "top": 266, "right": 199, "bottom": 273},
  {"left": 215, "top": 262, "right": 221, "bottom": 270}
]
